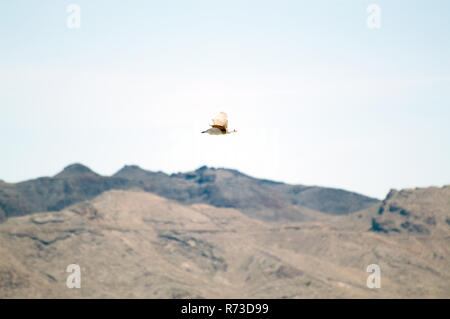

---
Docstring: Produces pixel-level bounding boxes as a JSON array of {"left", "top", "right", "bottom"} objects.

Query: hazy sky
[{"left": 1, "top": 0, "right": 449, "bottom": 198}]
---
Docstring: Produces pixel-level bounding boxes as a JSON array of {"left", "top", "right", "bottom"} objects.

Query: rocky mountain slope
[
  {"left": 0, "top": 185, "right": 448, "bottom": 298},
  {"left": 0, "top": 164, "right": 379, "bottom": 222},
  {"left": 370, "top": 187, "right": 450, "bottom": 236}
]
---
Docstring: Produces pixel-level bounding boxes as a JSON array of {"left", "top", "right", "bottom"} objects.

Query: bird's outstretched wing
[{"left": 210, "top": 112, "right": 228, "bottom": 131}]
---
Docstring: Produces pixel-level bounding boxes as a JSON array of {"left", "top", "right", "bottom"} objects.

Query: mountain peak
[
  {"left": 195, "top": 165, "right": 210, "bottom": 172},
  {"left": 113, "top": 164, "right": 154, "bottom": 179},
  {"left": 55, "top": 163, "right": 99, "bottom": 178},
  {"left": 119, "top": 164, "right": 143, "bottom": 172}
]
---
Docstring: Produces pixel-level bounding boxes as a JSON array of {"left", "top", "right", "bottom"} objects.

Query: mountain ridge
[{"left": 0, "top": 163, "right": 379, "bottom": 222}]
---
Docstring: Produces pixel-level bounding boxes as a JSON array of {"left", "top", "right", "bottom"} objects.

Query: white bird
[{"left": 201, "top": 112, "right": 237, "bottom": 135}]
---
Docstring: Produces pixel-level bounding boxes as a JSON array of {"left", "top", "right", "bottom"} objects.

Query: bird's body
[
  {"left": 201, "top": 112, "right": 237, "bottom": 135},
  {"left": 201, "top": 127, "right": 225, "bottom": 135}
]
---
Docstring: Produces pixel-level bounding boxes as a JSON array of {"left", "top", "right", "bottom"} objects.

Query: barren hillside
[
  {"left": 0, "top": 186, "right": 448, "bottom": 298},
  {"left": 0, "top": 164, "right": 379, "bottom": 222}
]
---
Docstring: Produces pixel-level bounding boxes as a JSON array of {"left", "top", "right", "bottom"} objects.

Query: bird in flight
[{"left": 201, "top": 112, "right": 237, "bottom": 135}]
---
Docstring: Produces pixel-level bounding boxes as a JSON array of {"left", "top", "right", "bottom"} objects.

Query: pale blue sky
[{"left": 1, "top": 0, "right": 449, "bottom": 198}]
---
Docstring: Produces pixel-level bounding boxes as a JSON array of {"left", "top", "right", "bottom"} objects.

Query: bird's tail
[{"left": 201, "top": 130, "right": 206, "bottom": 133}]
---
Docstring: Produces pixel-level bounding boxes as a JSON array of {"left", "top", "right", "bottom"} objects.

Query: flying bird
[{"left": 201, "top": 112, "right": 237, "bottom": 135}]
